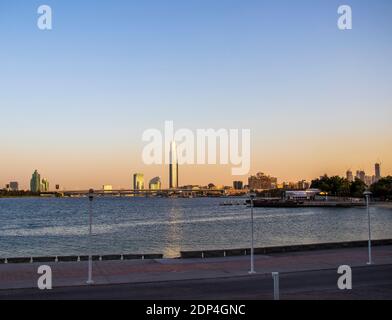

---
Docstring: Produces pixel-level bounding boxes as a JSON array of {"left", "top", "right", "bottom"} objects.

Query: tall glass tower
[
  {"left": 133, "top": 173, "right": 145, "bottom": 190},
  {"left": 169, "top": 141, "right": 179, "bottom": 189},
  {"left": 30, "top": 170, "right": 41, "bottom": 193},
  {"left": 41, "top": 178, "right": 50, "bottom": 192},
  {"left": 149, "top": 177, "right": 162, "bottom": 190},
  {"left": 375, "top": 163, "right": 381, "bottom": 181}
]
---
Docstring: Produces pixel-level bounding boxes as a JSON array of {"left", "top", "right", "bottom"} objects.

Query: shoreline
[
  {"left": 1, "top": 245, "right": 392, "bottom": 296},
  {"left": 1, "top": 196, "right": 391, "bottom": 203},
  {"left": 2, "top": 239, "right": 392, "bottom": 264}
]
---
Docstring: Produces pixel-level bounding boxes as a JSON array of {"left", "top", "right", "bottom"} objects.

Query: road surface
[{"left": 1, "top": 264, "right": 391, "bottom": 300}]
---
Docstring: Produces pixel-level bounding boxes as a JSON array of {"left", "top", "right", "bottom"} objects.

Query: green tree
[
  {"left": 350, "top": 178, "right": 367, "bottom": 198},
  {"left": 310, "top": 175, "right": 351, "bottom": 196},
  {"left": 311, "top": 175, "right": 366, "bottom": 198},
  {"left": 370, "top": 176, "right": 392, "bottom": 200}
]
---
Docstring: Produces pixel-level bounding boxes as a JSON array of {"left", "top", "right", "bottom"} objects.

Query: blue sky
[{"left": 1, "top": 0, "right": 392, "bottom": 188}]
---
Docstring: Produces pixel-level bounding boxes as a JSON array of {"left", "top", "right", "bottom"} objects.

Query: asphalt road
[{"left": 1, "top": 265, "right": 391, "bottom": 300}]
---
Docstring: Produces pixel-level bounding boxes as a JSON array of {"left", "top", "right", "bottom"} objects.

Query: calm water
[{"left": 0, "top": 197, "right": 392, "bottom": 258}]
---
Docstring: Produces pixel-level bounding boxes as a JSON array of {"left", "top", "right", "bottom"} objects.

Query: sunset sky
[{"left": 1, "top": 0, "right": 392, "bottom": 190}]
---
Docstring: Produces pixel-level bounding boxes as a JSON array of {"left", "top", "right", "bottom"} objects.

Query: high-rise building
[
  {"left": 233, "top": 181, "right": 244, "bottom": 190},
  {"left": 30, "top": 170, "right": 41, "bottom": 193},
  {"left": 10, "top": 182, "right": 19, "bottom": 191},
  {"left": 356, "top": 170, "right": 366, "bottom": 182},
  {"left": 248, "top": 172, "right": 277, "bottom": 190},
  {"left": 102, "top": 185, "right": 113, "bottom": 192},
  {"left": 375, "top": 163, "right": 381, "bottom": 181},
  {"left": 297, "top": 180, "right": 310, "bottom": 190},
  {"left": 149, "top": 177, "right": 162, "bottom": 190},
  {"left": 346, "top": 170, "right": 353, "bottom": 182},
  {"left": 41, "top": 179, "right": 50, "bottom": 192},
  {"left": 169, "top": 141, "right": 179, "bottom": 189},
  {"left": 133, "top": 173, "right": 145, "bottom": 190}
]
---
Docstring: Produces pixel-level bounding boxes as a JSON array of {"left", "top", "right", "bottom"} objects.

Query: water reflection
[
  {"left": 0, "top": 198, "right": 392, "bottom": 258},
  {"left": 163, "top": 200, "right": 184, "bottom": 258}
]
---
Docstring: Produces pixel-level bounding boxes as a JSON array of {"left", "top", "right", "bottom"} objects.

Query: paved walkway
[{"left": 0, "top": 246, "right": 391, "bottom": 290}]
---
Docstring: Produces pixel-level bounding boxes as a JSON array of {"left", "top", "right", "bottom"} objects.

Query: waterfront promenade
[{"left": 0, "top": 245, "right": 392, "bottom": 299}]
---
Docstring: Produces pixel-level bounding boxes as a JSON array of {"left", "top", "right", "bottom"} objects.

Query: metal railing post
[
  {"left": 272, "top": 272, "right": 280, "bottom": 300},
  {"left": 87, "top": 189, "right": 94, "bottom": 285},
  {"left": 249, "top": 194, "right": 256, "bottom": 274}
]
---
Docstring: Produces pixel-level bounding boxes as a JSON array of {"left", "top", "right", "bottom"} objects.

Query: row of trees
[
  {"left": 0, "top": 190, "right": 39, "bottom": 197},
  {"left": 370, "top": 176, "right": 392, "bottom": 200},
  {"left": 310, "top": 175, "right": 367, "bottom": 198},
  {"left": 310, "top": 175, "right": 392, "bottom": 199}
]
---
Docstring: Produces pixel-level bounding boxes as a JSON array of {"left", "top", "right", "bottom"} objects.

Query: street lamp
[
  {"left": 249, "top": 193, "right": 256, "bottom": 274},
  {"left": 87, "top": 188, "right": 94, "bottom": 285},
  {"left": 363, "top": 191, "right": 372, "bottom": 265}
]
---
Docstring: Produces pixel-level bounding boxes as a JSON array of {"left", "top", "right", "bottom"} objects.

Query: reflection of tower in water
[{"left": 163, "top": 203, "right": 184, "bottom": 258}]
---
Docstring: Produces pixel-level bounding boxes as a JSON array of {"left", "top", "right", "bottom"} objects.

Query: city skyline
[
  {"left": 3, "top": 161, "right": 387, "bottom": 191},
  {"left": 1, "top": 0, "right": 392, "bottom": 303},
  {"left": 1, "top": 1, "right": 392, "bottom": 189}
]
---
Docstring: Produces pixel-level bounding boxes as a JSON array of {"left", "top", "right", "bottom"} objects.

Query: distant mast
[{"left": 169, "top": 141, "right": 179, "bottom": 189}]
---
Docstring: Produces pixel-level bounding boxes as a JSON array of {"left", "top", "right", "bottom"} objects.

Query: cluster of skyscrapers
[
  {"left": 233, "top": 174, "right": 310, "bottom": 191},
  {"left": 234, "top": 164, "right": 383, "bottom": 192},
  {"left": 346, "top": 163, "right": 382, "bottom": 186},
  {"left": 6, "top": 156, "right": 382, "bottom": 194},
  {"left": 132, "top": 142, "right": 178, "bottom": 191},
  {"left": 131, "top": 174, "right": 162, "bottom": 190},
  {"left": 30, "top": 170, "right": 50, "bottom": 193}
]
